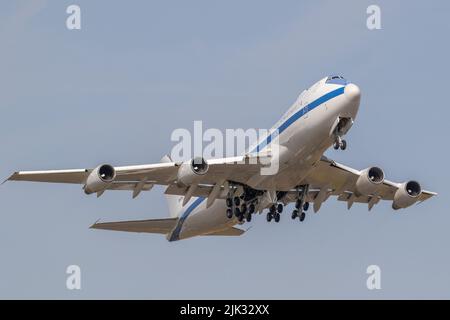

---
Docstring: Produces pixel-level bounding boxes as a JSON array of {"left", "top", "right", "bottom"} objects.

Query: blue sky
[{"left": 0, "top": 0, "right": 449, "bottom": 298}]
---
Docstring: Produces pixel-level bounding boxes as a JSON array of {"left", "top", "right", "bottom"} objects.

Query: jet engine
[
  {"left": 177, "top": 157, "right": 209, "bottom": 186},
  {"left": 392, "top": 180, "right": 422, "bottom": 210},
  {"left": 355, "top": 166, "right": 385, "bottom": 196},
  {"left": 84, "top": 164, "right": 116, "bottom": 194}
]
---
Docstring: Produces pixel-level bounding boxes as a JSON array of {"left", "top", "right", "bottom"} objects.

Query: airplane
[{"left": 4, "top": 75, "right": 436, "bottom": 241}]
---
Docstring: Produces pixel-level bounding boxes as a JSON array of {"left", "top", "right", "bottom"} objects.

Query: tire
[
  {"left": 234, "top": 197, "right": 241, "bottom": 206},
  {"left": 226, "top": 198, "right": 232, "bottom": 207},
  {"left": 270, "top": 205, "right": 276, "bottom": 214},
  {"left": 333, "top": 141, "right": 340, "bottom": 150},
  {"left": 226, "top": 209, "right": 233, "bottom": 219},
  {"left": 249, "top": 204, "right": 255, "bottom": 214},
  {"left": 238, "top": 214, "right": 244, "bottom": 222},
  {"left": 246, "top": 213, "right": 252, "bottom": 222},
  {"left": 291, "top": 210, "right": 298, "bottom": 220},
  {"left": 340, "top": 139, "right": 347, "bottom": 150},
  {"left": 295, "top": 199, "right": 301, "bottom": 209},
  {"left": 274, "top": 213, "right": 280, "bottom": 223},
  {"left": 303, "top": 202, "right": 309, "bottom": 211},
  {"left": 234, "top": 207, "right": 241, "bottom": 217},
  {"left": 266, "top": 212, "right": 272, "bottom": 222},
  {"left": 241, "top": 204, "right": 247, "bottom": 215},
  {"left": 277, "top": 203, "right": 283, "bottom": 213},
  {"left": 300, "top": 211, "right": 306, "bottom": 222}
]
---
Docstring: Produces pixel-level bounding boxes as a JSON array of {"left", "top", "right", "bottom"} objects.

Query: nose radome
[{"left": 344, "top": 83, "right": 361, "bottom": 103}]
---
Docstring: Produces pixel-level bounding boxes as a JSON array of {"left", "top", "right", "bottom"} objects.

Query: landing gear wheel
[
  {"left": 234, "top": 197, "right": 241, "bottom": 206},
  {"left": 295, "top": 199, "right": 302, "bottom": 209},
  {"left": 234, "top": 207, "right": 241, "bottom": 218},
  {"left": 333, "top": 141, "right": 340, "bottom": 150},
  {"left": 237, "top": 214, "right": 244, "bottom": 222},
  {"left": 240, "top": 204, "right": 247, "bottom": 215},
  {"left": 226, "top": 198, "right": 232, "bottom": 208},
  {"left": 269, "top": 205, "right": 276, "bottom": 214},
  {"left": 340, "top": 139, "right": 347, "bottom": 150},
  {"left": 277, "top": 203, "right": 283, "bottom": 213},
  {"left": 248, "top": 204, "right": 255, "bottom": 214},
  {"left": 226, "top": 208, "right": 233, "bottom": 219},
  {"left": 245, "top": 212, "right": 252, "bottom": 222},
  {"left": 274, "top": 213, "right": 281, "bottom": 223},
  {"left": 303, "top": 202, "right": 309, "bottom": 211},
  {"left": 266, "top": 212, "right": 273, "bottom": 222},
  {"left": 299, "top": 211, "right": 306, "bottom": 222},
  {"left": 292, "top": 210, "right": 298, "bottom": 220}
]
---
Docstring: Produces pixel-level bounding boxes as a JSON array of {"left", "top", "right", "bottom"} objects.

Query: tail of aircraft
[{"left": 160, "top": 155, "right": 184, "bottom": 218}]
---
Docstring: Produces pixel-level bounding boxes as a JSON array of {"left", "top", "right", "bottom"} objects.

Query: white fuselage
[{"left": 168, "top": 76, "right": 361, "bottom": 241}]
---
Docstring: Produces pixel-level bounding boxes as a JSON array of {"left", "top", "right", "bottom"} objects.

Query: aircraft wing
[
  {"left": 6, "top": 154, "right": 435, "bottom": 211},
  {"left": 5, "top": 155, "right": 263, "bottom": 187},
  {"left": 285, "top": 156, "right": 437, "bottom": 211},
  {"left": 5, "top": 163, "right": 178, "bottom": 185}
]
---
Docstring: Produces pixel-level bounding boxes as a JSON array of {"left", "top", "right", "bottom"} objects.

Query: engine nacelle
[
  {"left": 177, "top": 157, "right": 209, "bottom": 186},
  {"left": 84, "top": 164, "right": 116, "bottom": 194},
  {"left": 355, "top": 167, "right": 385, "bottom": 196},
  {"left": 392, "top": 180, "right": 422, "bottom": 210}
]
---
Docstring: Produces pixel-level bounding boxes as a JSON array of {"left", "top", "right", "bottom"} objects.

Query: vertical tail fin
[{"left": 160, "top": 155, "right": 184, "bottom": 218}]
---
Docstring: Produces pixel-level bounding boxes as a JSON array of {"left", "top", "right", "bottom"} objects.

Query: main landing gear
[
  {"left": 333, "top": 135, "right": 347, "bottom": 151},
  {"left": 225, "top": 186, "right": 311, "bottom": 225},
  {"left": 291, "top": 203, "right": 308, "bottom": 221},
  {"left": 266, "top": 203, "right": 283, "bottom": 223},
  {"left": 291, "top": 185, "right": 309, "bottom": 222},
  {"left": 225, "top": 193, "right": 255, "bottom": 223}
]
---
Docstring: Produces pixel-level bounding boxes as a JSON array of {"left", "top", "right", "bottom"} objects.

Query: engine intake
[
  {"left": 84, "top": 164, "right": 116, "bottom": 194},
  {"left": 191, "top": 157, "right": 209, "bottom": 175},
  {"left": 392, "top": 180, "right": 422, "bottom": 210},
  {"left": 177, "top": 157, "right": 209, "bottom": 186},
  {"left": 355, "top": 166, "right": 384, "bottom": 196}
]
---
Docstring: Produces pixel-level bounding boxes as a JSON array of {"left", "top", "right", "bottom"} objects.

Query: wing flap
[
  {"left": 164, "top": 184, "right": 213, "bottom": 198},
  {"left": 107, "top": 182, "right": 154, "bottom": 191}
]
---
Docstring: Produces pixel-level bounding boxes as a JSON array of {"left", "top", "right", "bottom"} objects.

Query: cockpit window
[{"left": 326, "top": 75, "right": 348, "bottom": 85}]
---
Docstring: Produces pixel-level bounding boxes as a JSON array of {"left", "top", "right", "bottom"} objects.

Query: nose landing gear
[
  {"left": 333, "top": 136, "right": 347, "bottom": 150},
  {"left": 332, "top": 117, "right": 353, "bottom": 151}
]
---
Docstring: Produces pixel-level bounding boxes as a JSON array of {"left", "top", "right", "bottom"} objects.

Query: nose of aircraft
[{"left": 344, "top": 83, "right": 361, "bottom": 104}]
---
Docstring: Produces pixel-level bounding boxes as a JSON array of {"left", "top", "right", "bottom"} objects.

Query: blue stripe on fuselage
[
  {"left": 168, "top": 197, "right": 205, "bottom": 241},
  {"left": 251, "top": 86, "right": 346, "bottom": 153}
]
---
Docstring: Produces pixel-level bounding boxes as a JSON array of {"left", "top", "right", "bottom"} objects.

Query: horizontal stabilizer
[{"left": 90, "top": 217, "right": 178, "bottom": 234}]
